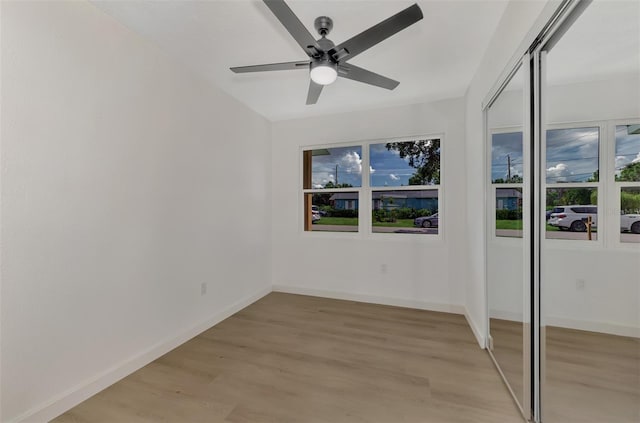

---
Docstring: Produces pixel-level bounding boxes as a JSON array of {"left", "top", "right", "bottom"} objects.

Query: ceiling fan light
[{"left": 310, "top": 62, "right": 338, "bottom": 85}]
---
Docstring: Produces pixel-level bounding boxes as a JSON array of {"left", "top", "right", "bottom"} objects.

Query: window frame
[
  {"left": 542, "top": 121, "right": 605, "bottom": 247},
  {"left": 300, "top": 133, "right": 445, "bottom": 241},
  {"left": 488, "top": 126, "right": 525, "bottom": 243},
  {"left": 611, "top": 119, "right": 640, "bottom": 250}
]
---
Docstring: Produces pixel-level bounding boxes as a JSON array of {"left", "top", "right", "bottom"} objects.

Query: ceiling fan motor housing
[{"left": 314, "top": 16, "right": 333, "bottom": 36}]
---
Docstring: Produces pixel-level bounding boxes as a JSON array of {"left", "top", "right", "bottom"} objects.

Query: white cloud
[
  {"left": 340, "top": 151, "right": 363, "bottom": 174},
  {"left": 370, "top": 166, "right": 376, "bottom": 174},
  {"left": 633, "top": 152, "right": 640, "bottom": 164},
  {"left": 547, "top": 163, "right": 571, "bottom": 181},
  {"left": 616, "top": 155, "right": 629, "bottom": 167},
  {"left": 389, "top": 174, "right": 400, "bottom": 181}
]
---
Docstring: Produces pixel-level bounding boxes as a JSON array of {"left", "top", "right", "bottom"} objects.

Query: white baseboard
[
  {"left": 464, "top": 310, "right": 487, "bottom": 348},
  {"left": 545, "top": 316, "right": 640, "bottom": 339},
  {"left": 13, "top": 287, "right": 271, "bottom": 423},
  {"left": 489, "top": 309, "right": 524, "bottom": 323},
  {"left": 272, "top": 284, "right": 465, "bottom": 315}
]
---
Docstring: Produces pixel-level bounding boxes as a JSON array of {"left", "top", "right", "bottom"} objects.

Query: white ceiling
[{"left": 92, "top": 0, "right": 509, "bottom": 121}]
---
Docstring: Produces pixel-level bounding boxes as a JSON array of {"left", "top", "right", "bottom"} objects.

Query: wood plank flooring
[
  {"left": 53, "top": 293, "right": 523, "bottom": 423},
  {"left": 544, "top": 326, "right": 640, "bottom": 423},
  {"left": 490, "top": 318, "right": 640, "bottom": 423}
]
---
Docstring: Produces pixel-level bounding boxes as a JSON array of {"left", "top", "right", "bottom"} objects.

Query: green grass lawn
[
  {"left": 496, "top": 220, "right": 523, "bottom": 230},
  {"left": 372, "top": 219, "right": 415, "bottom": 228},
  {"left": 496, "top": 220, "right": 595, "bottom": 232},
  {"left": 316, "top": 217, "right": 416, "bottom": 227},
  {"left": 315, "top": 217, "right": 358, "bottom": 226}
]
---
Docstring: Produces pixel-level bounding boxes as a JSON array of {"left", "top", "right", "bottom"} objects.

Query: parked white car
[
  {"left": 548, "top": 205, "right": 597, "bottom": 232},
  {"left": 620, "top": 213, "right": 640, "bottom": 234},
  {"left": 311, "top": 205, "right": 321, "bottom": 223}
]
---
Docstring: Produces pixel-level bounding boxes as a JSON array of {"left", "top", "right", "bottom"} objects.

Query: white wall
[
  {"left": 0, "top": 2, "right": 271, "bottom": 422},
  {"left": 473, "top": 5, "right": 640, "bottom": 338},
  {"left": 464, "top": 0, "right": 550, "bottom": 344},
  {"left": 271, "top": 99, "right": 469, "bottom": 322}
]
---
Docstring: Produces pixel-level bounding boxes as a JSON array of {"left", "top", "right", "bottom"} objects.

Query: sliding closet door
[
  {"left": 538, "top": 2, "right": 640, "bottom": 422},
  {"left": 486, "top": 58, "right": 531, "bottom": 420}
]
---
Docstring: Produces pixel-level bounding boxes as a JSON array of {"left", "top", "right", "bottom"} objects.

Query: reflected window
[
  {"left": 492, "top": 132, "right": 523, "bottom": 184},
  {"left": 546, "top": 127, "right": 599, "bottom": 183},
  {"left": 545, "top": 188, "right": 597, "bottom": 240},
  {"left": 620, "top": 187, "right": 640, "bottom": 242},
  {"left": 496, "top": 188, "right": 522, "bottom": 238},
  {"left": 615, "top": 125, "right": 640, "bottom": 182}
]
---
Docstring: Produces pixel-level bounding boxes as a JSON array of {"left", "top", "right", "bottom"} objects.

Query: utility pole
[
  {"left": 335, "top": 164, "right": 338, "bottom": 186},
  {"left": 507, "top": 154, "right": 511, "bottom": 181}
]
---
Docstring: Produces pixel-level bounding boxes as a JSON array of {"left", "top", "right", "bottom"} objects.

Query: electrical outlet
[
  {"left": 576, "top": 279, "right": 585, "bottom": 291},
  {"left": 201, "top": 282, "right": 207, "bottom": 296}
]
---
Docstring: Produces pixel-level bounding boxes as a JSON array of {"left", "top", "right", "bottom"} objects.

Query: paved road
[
  {"left": 312, "top": 225, "right": 438, "bottom": 234},
  {"left": 496, "top": 229, "right": 640, "bottom": 243},
  {"left": 313, "top": 225, "right": 639, "bottom": 242}
]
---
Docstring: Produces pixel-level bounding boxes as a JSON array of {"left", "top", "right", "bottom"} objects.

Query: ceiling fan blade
[
  {"left": 330, "top": 3, "right": 423, "bottom": 62},
  {"left": 338, "top": 64, "right": 399, "bottom": 90},
  {"left": 306, "top": 80, "right": 323, "bottom": 105},
  {"left": 263, "top": 0, "right": 321, "bottom": 57},
  {"left": 231, "top": 61, "right": 310, "bottom": 73}
]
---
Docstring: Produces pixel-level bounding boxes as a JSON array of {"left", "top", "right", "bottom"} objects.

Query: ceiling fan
[{"left": 230, "top": 0, "right": 423, "bottom": 105}]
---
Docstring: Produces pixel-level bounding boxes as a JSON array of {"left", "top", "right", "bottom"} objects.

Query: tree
[
  {"left": 323, "top": 181, "right": 353, "bottom": 189},
  {"left": 386, "top": 139, "right": 440, "bottom": 185},
  {"left": 587, "top": 170, "right": 599, "bottom": 182},
  {"left": 617, "top": 162, "right": 640, "bottom": 182}
]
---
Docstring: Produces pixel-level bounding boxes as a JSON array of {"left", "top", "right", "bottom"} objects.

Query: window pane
[
  {"left": 546, "top": 127, "right": 599, "bottom": 183},
  {"left": 305, "top": 146, "right": 363, "bottom": 189},
  {"left": 371, "top": 190, "right": 438, "bottom": 234},
  {"left": 615, "top": 125, "right": 640, "bottom": 182},
  {"left": 306, "top": 192, "right": 359, "bottom": 232},
  {"left": 496, "top": 187, "right": 522, "bottom": 238},
  {"left": 492, "top": 132, "right": 523, "bottom": 184},
  {"left": 545, "top": 187, "right": 597, "bottom": 240},
  {"left": 369, "top": 140, "right": 440, "bottom": 187},
  {"left": 620, "top": 187, "right": 640, "bottom": 243}
]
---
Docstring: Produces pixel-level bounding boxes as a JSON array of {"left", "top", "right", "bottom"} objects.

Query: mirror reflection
[
  {"left": 542, "top": 1, "right": 640, "bottom": 421},
  {"left": 487, "top": 65, "right": 527, "bottom": 413}
]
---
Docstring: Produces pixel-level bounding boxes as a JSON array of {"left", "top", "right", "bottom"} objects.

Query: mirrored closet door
[
  {"left": 486, "top": 59, "right": 531, "bottom": 420},
  {"left": 538, "top": 1, "right": 640, "bottom": 422}
]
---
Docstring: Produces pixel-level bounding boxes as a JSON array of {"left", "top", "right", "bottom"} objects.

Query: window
[
  {"left": 302, "top": 146, "right": 361, "bottom": 232},
  {"left": 616, "top": 124, "right": 640, "bottom": 243},
  {"left": 545, "top": 127, "right": 600, "bottom": 241},
  {"left": 491, "top": 131, "right": 523, "bottom": 238},
  {"left": 302, "top": 137, "right": 442, "bottom": 236},
  {"left": 369, "top": 140, "right": 441, "bottom": 234}
]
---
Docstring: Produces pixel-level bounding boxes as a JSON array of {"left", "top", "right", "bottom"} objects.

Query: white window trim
[
  {"left": 540, "top": 119, "right": 640, "bottom": 251},
  {"left": 488, "top": 126, "right": 526, "bottom": 245},
  {"left": 299, "top": 133, "right": 444, "bottom": 242}
]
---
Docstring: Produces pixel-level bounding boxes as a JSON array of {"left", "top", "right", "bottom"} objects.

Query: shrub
[
  {"left": 496, "top": 209, "right": 522, "bottom": 220},
  {"left": 328, "top": 208, "right": 358, "bottom": 218}
]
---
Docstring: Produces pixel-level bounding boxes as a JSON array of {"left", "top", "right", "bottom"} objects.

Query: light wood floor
[
  {"left": 489, "top": 318, "right": 524, "bottom": 408},
  {"left": 53, "top": 293, "right": 523, "bottom": 423},
  {"left": 490, "top": 318, "right": 640, "bottom": 423},
  {"left": 544, "top": 326, "right": 640, "bottom": 423}
]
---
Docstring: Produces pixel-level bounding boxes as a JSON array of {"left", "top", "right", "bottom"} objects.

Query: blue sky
[
  {"left": 491, "top": 132, "right": 523, "bottom": 182},
  {"left": 546, "top": 127, "right": 599, "bottom": 183},
  {"left": 311, "top": 141, "right": 439, "bottom": 188},
  {"left": 369, "top": 142, "right": 434, "bottom": 187},
  {"left": 492, "top": 128, "right": 605, "bottom": 183},
  {"left": 615, "top": 125, "right": 640, "bottom": 176},
  {"left": 311, "top": 146, "right": 364, "bottom": 188}
]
